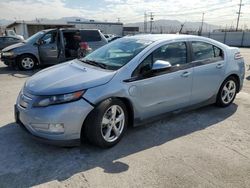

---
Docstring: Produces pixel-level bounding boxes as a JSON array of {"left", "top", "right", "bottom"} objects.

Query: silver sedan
[{"left": 15, "top": 34, "right": 245, "bottom": 148}]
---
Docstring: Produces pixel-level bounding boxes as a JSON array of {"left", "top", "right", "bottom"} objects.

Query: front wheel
[
  {"left": 18, "top": 55, "right": 36, "bottom": 70},
  {"left": 83, "top": 98, "right": 128, "bottom": 148},
  {"left": 216, "top": 76, "right": 238, "bottom": 107}
]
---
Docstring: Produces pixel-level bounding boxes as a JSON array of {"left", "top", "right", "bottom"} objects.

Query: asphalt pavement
[{"left": 0, "top": 48, "right": 250, "bottom": 188}]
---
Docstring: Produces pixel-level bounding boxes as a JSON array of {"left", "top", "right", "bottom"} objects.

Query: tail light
[
  {"left": 234, "top": 52, "right": 243, "bottom": 60},
  {"left": 80, "top": 42, "right": 90, "bottom": 50}
]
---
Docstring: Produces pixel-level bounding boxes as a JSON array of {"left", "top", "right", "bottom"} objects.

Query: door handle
[
  {"left": 181, "top": 71, "right": 191, "bottom": 77},
  {"left": 216, "top": 63, "right": 224, "bottom": 69}
]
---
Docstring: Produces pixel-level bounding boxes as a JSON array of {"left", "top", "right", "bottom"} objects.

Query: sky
[{"left": 0, "top": 0, "right": 250, "bottom": 28}]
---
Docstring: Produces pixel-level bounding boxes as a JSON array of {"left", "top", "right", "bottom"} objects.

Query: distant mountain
[{"left": 125, "top": 19, "right": 219, "bottom": 33}]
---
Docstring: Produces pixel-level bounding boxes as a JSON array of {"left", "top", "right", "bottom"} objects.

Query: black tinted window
[
  {"left": 81, "top": 30, "right": 101, "bottom": 42},
  {"left": 192, "top": 42, "right": 223, "bottom": 61}
]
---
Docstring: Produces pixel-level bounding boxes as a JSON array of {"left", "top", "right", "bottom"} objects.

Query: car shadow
[
  {"left": 0, "top": 104, "right": 238, "bottom": 187},
  {"left": 0, "top": 65, "right": 40, "bottom": 78}
]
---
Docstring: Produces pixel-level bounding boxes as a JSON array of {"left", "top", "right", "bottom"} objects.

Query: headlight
[
  {"left": 33, "top": 90, "right": 85, "bottom": 107},
  {"left": 2, "top": 51, "right": 14, "bottom": 57}
]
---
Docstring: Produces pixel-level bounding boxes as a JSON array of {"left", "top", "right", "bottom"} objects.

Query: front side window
[
  {"left": 25, "top": 31, "right": 45, "bottom": 44},
  {"left": 41, "top": 31, "right": 57, "bottom": 45},
  {"left": 153, "top": 42, "right": 187, "bottom": 66},
  {"left": 135, "top": 42, "right": 187, "bottom": 75},
  {"left": 192, "top": 42, "right": 223, "bottom": 61}
]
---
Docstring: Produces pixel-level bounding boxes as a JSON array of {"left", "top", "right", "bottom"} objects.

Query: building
[
  {"left": 68, "top": 21, "right": 123, "bottom": 36},
  {"left": 5, "top": 21, "right": 74, "bottom": 39},
  {"left": 123, "top": 26, "right": 139, "bottom": 35}
]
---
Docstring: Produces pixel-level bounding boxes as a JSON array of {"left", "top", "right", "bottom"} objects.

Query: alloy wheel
[
  {"left": 101, "top": 105, "right": 125, "bottom": 142},
  {"left": 221, "top": 80, "right": 236, "bottom": 104}
]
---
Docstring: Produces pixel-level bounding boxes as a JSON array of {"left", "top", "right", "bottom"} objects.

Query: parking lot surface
[{"left": 0, "top": 48, "right": 250, "bottom": 188}]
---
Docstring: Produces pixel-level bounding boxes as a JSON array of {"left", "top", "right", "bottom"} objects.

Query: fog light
[{"left": 48, "top": 123, "right": 64, "bottom": 133}]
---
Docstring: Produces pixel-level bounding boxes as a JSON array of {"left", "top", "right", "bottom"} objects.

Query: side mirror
[
  {"left": 152, "top": 60, "right": 172, "bottom": 71},
  {"left": 35, "top": 39, "right": 44, "bottom": 45}
]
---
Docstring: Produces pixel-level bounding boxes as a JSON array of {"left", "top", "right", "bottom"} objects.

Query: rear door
[
  {"left": 38, "top": 30, "right": 59, "bottom": 64},
  {"left": 190, "top": 41, "right": 225, "bottom": 104},
  {"left": 126, "top": 41, "right": 193, "bottom": 120}
]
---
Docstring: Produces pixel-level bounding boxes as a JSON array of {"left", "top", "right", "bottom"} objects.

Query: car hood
[
  {"left": 24, "top": 59, "right": 116, "bottom": 95},
  {"left": 2, "top": 42, "right": 26, "bottom": 52}
]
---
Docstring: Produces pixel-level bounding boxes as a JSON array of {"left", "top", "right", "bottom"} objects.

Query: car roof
[
  {"left": 41, "top": 28, "right": 100, "bottom": 32},
  {"left": 124, "top": 34, "right": 229, "bottom": 49},
  {"left": 125, "top": 34, "right": 208, "bottom": 42}
]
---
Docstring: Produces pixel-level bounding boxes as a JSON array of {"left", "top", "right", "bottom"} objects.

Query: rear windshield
[{"left": 80, "top": 30, "right": 101, "bottom": 42}]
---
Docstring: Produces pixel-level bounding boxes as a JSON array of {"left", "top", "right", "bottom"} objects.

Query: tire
[
  {"left": 18, "top": 54, "right": 36, "bottom": 70},
  {"left": 83, "top": 98, "right": 128, "bottom": 148},
  {"left": 216, "top": 76, "right": 238, "bottom": 107}
]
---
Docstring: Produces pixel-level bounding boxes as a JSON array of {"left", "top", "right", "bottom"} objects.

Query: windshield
[
  {"left": 82, "top": 38, "right": 152, "bottom": 70},
  {"left": 25, "top": 31, "right": 45, "bottom": 44}
]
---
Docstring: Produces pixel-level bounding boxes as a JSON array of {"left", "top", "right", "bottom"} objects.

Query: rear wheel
[
  {"left": 83, "top": 98, "right": 128, "bottom": 148},
  {"left": 216, "top": 76, "right": 238, "bottom": 107},
  {"left": 18, "top": 55, "right": 36, "bottom": 70}
]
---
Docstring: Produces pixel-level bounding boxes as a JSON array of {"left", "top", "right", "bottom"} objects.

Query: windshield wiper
[{"left": 80, "top": 59, "right": 108, "bottom": 69}]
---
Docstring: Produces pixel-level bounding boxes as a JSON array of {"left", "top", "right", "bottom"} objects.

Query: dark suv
[
  {"left": 0, "top": 36, "right": 23, "bottom": 51},
  {"left": 1, "top": 28, "right": 108, "bottom": 70}
]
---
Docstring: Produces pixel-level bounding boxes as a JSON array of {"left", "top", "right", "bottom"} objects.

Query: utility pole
[
  {"left": 179, "top": 23, "right": 185, "bottom": 34},
  {"left": 117, "top": 18, "right": 120, "bottom": 23},
  {"left": 200, "top": 12, "right": 205, "bottom": 35},
  {"left": 149, "top": 12, "right": 154, "bottom": 33},
  {"left": 236, "top": 0, "right": 244, "bottom": 31},
  {"left": 144, "top": 12, "right": 147, "bottom": 33}
]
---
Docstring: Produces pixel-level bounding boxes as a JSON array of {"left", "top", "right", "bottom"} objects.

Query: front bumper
[
  {"left": 15, "top": 94, "right": 94, "bottom": 146},
  {"left": 1, "top": 55, "right": 16, "bottom": 66}
]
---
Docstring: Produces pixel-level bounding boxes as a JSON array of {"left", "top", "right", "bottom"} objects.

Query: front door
[
  {"left": 126, "top": 42, "right": 193, "bottom": 120},
  {"left": 38, "top": 30, "right": 59, "bottom": 64}
]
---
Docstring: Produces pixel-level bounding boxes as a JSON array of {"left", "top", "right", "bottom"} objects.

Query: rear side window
[
  {"left": 80, "top": 30, "right": 101, "bottom": 42},
  {"left": 192, "top": 41, "right": 223, "bottom": 61}
]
